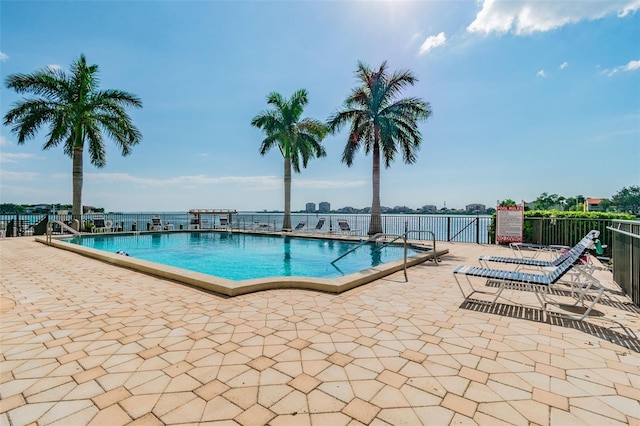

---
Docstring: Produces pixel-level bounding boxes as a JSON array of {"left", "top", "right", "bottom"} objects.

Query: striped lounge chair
[
  {"left": 453, "top": 237, "right": 604, "bottom": 320},
  {"left": 478, "top": 230, "right": 599, "bottom": 275}
]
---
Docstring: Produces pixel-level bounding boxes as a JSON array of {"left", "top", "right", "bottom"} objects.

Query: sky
[{"left": 1, "top": 0, "right": 639, "bottom": 213}]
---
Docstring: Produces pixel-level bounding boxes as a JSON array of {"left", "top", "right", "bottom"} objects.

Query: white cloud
[
  {"left": 82, "top": 172, "right": 365, "bottom": 190},
  {"left": 0, "top": 51, "right": 8, "bottom": 62},
  {"left": 604, "top": 59, "right": 640, "bottom": 76},
  {"left": 0, "top": 135, "right": 12, "bottom": 146},
  {"left": 0, "top": 170, "right": 40, "bottom": 181},
  {"left": 467, "top": 0, "right": 640, "bottom": 35},
  {"left": 537, "top": 70, "right": 547, "bottom": 77},
  {"left": 418, "top": 32, "right": 447, "bottom": 55},
  {"left": 46, "top": 64, "right": 62, "bottom": 71},
  {"left": 294, "top": 179, "right": 366, "bottom": 189},
  {"left": 559, "top": 62, "right": 569, "bottom": 70},
  {"left": 0, "top": 152, "right": 37, "bottom": 164}
]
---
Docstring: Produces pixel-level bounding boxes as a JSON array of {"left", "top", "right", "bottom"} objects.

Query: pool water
[{"left": 64, "top": 232, "right": 417, "bottom": 280}]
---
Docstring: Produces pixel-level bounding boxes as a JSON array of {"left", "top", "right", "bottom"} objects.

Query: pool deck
[{"left": 1, "top": 236, "right": 639, "bottom": 425}]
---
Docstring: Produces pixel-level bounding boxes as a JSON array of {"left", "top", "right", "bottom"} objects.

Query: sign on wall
[{"left": 496, "top": 205, "right": 524, "bottom": 243}]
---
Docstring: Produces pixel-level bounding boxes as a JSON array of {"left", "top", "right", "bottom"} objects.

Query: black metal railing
[
  {"left": 0, "top": 212, "right": 493, "bottom": 244},
  {"left": 2, "top": 212, "right": 622, "bottom": 253},
  {"left": 608, "top": 220, "right": 640, "bottom": 307},
  {"left": 505, "top": 217, "right": 615, "bottom": 257}
]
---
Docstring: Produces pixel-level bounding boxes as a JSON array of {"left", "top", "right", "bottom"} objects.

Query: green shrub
[{"left": 489, "top": 210, "right": 633, "bottom": 245}]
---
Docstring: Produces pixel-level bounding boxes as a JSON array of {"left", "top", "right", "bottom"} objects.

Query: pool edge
[{"left": 35, "top": 234, "right": 448, "bottom": 297}]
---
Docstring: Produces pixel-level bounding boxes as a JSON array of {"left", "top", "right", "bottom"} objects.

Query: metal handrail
[
  {"left": 46, "top": 220, "right": 80, "bottom": 245},
  {"left": 330, "top": 229, "right": 440, "bottom": 281},
  {"left": 448, "top": 217, "right": 477, "bottom": 242},
  {"left": 406, "top": 229, "right": 438, "bottom": 265},
  {"left": 51, "top": 220, "right": 81, "bottom": 235},
  {"left": 330, "top": 233, "right": 405, "bottom": 265},
  {"left": 331, "top": 232, "right": 409, "bottom": 281},
  {"left": 606, "top": 226, "right": 640, "bottom": 239}
]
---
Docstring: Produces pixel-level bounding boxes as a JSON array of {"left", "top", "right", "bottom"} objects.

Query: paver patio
[{"left": 1, "top": 236, "right": 639, "bottom": 425}]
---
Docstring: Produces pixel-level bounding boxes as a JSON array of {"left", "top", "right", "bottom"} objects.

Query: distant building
[
  {"left": 24, "top": 204, "right": 51, "bottom": 214},
  {"left": 305, "top": 202, "right": 316, "bottom": 213},
  {"left": 421, "top": 204, "right": 437, "bottom": 213},
  {"left": 337, "top": 206, "right": 357, "bottom": 213},
  {"left": 465, "top": 203, "right": 486, "bottom": 213},
  {"left": 318, "top": 202, "right": 330, "bottom": 213},
  {"left": 584, "top": 198, "right": 604, "bottom": 212}
]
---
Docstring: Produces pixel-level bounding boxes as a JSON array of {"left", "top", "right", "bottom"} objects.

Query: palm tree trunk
[
  {"left": 369, "top": 136, "right": 382, "bottom": 236},
  {"left": 72, "top": 146, "right": 83, "bottom": 228},
  {"left": 283, "top": 156, "right": 292, "bottom": 231}
]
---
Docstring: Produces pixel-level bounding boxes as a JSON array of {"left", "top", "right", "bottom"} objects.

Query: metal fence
[
  {"left": 0, "top": 212, "right": 622, "bottom": 253},
  {"left": 0, "top": 212, "right": 493, "bottom": 244},
  {"left": 518, "top": 217, "right": 616, "bottom": 257},
  {"left": 608, "top": 220, "right": 640, "bottom": 307}
]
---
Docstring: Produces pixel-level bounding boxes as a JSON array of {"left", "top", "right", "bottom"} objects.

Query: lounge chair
[
  {"left": 252, "top": 221, "right": 270, "bottom": 231},
  {"left": 292, "top": 221, "right": 306, "bottom": 232},
  {"left": 218, "top": 217, "right": 229, "bottom": 229},
  {"left": 454, "top": 237, "right": 605, "bottom": 321},
  {"left": 189, "top": 217, "right": 200, "bottom": 230},
  {"left": 336, "top": 220, "right": 359, "bottom": 236},
  {"left": 150, "top": 216, "right": 163, "bottom": 231},
  {"left": 479, "top": 230, "right": 599, "bottom": 270},
  {"left": 307, "top": 218, "right": 326, "bottom": 233},
  {"left": 479, "top": 231, "right": 600, "bottom": 289},
  {"left": 509, "top": 242, "right": 570, "bottom": 259},
  {"left": 92, "top": 216, "right": 112, "bottom": 233}
]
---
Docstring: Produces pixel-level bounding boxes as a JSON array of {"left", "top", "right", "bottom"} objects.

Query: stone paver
[{"left": 1, "top": 236, "right": 639, "bottom": 425}]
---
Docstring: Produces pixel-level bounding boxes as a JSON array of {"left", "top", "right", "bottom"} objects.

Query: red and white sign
[{"left": 496, "top": 205, "right": 524, "bottom": 243}]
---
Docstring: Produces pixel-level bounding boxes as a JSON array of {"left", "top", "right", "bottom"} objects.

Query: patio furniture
[
  {"left": 336, "top": 220, "right": 359, "bottom": 235},
  {"left": 292, "top": 221, "right": 306, "bottom": 232},
  {"left": 92, "top": 216, "right": 112, "bottom": 233},
  {"left": 479, "top": 230, "right": 599, "bottom": 270},
  {"left": 306, "top": 218, "right": 326, "bottom": 233},
  {"left": 454, "top": 239, "right": 605, "bottom": 321},
  {"left": 150, "top": 216, "right": 163, "bottom": 231},
  {"left": 218, "top": 217, "right": 229, "bottom": 229}
]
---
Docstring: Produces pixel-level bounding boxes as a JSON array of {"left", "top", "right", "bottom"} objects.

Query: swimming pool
[
  {"left": 63, "top": 232, "right": 417, "bottom": 280},
  {"left": 44, "top": 231, "right": 444, "bottom": 296}
]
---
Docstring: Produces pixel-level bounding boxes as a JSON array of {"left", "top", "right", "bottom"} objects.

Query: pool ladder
[
  {"left": 45, "top": 220, "right": 82, "bottom": 245},
  {"left": 330, "top": 229, "right": 438, "bottom": 281}
]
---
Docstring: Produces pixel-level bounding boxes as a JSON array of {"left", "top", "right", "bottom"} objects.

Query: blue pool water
[{"left": 63, "top": 232, "right": 417, "bottom": 280}]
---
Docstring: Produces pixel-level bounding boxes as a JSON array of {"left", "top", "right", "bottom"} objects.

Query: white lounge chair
[
  {"left": 150, "top": 216, "right": 163, "bottom": 231},
  {"left": 454, "top": 236, "right": 605, "bottom": 321},
  {"left": 92, "top": 216, "right": 112, "bottom": 233},
  {"left": 336, "top": 220, "right": 359, "bottom": 235}
]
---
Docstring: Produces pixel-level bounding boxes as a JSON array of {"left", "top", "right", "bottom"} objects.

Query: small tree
[
  {"left": 611, "top": 185, "right": 640, "bottom": 215},
  {"left": 498, "top": 199, "right": 517, "bottom": 207}
]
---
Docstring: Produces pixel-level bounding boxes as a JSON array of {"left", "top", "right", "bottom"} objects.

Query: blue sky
[{"left": 1, "top": 1, "right": 639, "bottom": 212}]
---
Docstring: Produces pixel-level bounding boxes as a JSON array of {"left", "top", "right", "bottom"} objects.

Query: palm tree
[
  {"left": 3, "top": 54, "right": 142, "bottom": 226},
  {"left": 327, "top": 61, "right": 432, "bottom": 235},
  {"left": 251, "top": 89, "right": 327, "bottom": 231}
]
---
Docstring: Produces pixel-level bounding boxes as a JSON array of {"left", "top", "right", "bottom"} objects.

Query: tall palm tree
[
  {"left": 4, "top": 54, "right": 142, "bottom": 225},
  {"left": 328, "top": 61, "right": 432, "bottom": 235},
  {"left": 251, "top": 89, "right": 327, "bottom": 231}
]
